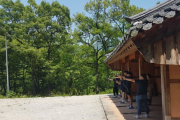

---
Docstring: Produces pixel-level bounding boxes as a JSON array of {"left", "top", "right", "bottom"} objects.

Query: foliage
[
  {"left": 6, "top": 90, "right": 16, "bottom": 98},
  {"left": 157, "top": 1, "right": 161, "bottom": 4},
  {"left": 0, "top": 0, "right": 144, "bottom": 97},
  {"left": 73, "top": 0, "right": 144, "bottom": 93}
]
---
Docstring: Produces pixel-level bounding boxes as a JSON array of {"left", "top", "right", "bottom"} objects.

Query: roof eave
[{"left": 124, "top": 17, "right": 133, "bottom": 23}]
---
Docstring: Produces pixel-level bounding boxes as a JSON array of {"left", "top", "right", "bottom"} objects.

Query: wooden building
[{"left": 105, "top": 0, "right": 180, "bottom": 120}]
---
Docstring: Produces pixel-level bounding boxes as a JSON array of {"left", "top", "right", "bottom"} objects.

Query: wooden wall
[
  {"left": 170, "top": 83, "right": 180, "bottom": 118},
  {"left": 130, "top": 62, "right": 138, "bottom": 93},
  {"left": 156, "top": 78, "right": 161, "bottom": 94},
  {"left": 113, "top": 61, "right": 121, "bottom": 70},
  {"left": 143, "top": 62, "right": 155, "bottom": 75},
  {"left": 169, "top": 65, "right": 180, "bottom": 118}
]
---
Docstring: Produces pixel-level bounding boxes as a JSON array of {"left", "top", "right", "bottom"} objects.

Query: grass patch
[{"left": 0, "top": 89, "right": 114, "bottom": 99}]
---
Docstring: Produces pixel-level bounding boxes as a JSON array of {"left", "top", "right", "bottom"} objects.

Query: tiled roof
[{"left": 104, "top": 0, "right": 180, "bottom": 63}]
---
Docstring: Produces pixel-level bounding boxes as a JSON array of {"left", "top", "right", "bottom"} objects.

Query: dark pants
[
  {"left": 113, "top": 87, "right": 118, "bottom": 96},
  {"left": 136, "top": 94, "right": 149, "bottom": 115},
  {"left": 118, "top": 85, "right": 122, "bottom": 97}
]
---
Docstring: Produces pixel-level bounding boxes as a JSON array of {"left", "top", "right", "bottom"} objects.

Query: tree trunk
[
  {"left": 104, "top": 47, "right": 109, "bottom": 90},
  {"left": 30, "top": 58, "right": 36, "bottom": 96}
]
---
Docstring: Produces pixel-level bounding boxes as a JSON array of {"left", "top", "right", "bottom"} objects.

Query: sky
[{"left": 15, "top": 0, "right": 166, "bottom": 17}]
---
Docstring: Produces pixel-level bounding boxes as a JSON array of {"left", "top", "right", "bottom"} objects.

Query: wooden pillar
[{"left": 161, "top": 65, "right": 171, "bottom": 120}]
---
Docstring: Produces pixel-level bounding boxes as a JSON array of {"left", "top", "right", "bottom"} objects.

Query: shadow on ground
[{"left": 105, "top": 95, "right": 163, "bottom": 120}]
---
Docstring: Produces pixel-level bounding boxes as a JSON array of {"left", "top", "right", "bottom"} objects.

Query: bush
[
  {"left": 6, "top": 91, "right": 16, "bottom": 98},
  {"left": 0, "top": 94, "right": 5, "bottom": 98}
]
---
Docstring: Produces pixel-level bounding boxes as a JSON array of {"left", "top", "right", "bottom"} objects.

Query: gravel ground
[{"left": 0, "top": 95, "right": 107, "bottom": 120}]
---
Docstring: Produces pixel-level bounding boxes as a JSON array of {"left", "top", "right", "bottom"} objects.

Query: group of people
[{"left": 108, "top": 71, "right": 153, "bottom": 119}]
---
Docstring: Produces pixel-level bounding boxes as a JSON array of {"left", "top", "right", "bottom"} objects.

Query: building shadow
[{"left": 106, "top": 95, "right": 163, "bottom": 120}]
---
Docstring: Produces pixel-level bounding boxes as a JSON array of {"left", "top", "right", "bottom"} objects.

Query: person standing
[
  {"left": 116, "top": 74, "right": 121, "bottom": 97},
  {"left": 126, "top": 71, "right": 133, "bottom": 109},
  {"left": 108, "top": 73, "right": 119, "bottom": 98},
  {"left": 123, "top": 74, "right": 149, "bottom": 119},
  {"left": 116, "top": 71, "right": 128, "bottom": 104},
  {"left": 116, "top": 74, "right": 122, "bottom": 99}
]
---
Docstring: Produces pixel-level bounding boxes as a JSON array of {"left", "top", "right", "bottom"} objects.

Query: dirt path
[{"left": 0, "top": 95, "right": 107, "bottom": 120}]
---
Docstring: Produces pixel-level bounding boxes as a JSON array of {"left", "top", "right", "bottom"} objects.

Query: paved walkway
[
  {"left": 100, "top": 95, "right": 125, "bottom": 120},
  {"left": 100, "top": 95, "right": 163, "bottom": 120}
]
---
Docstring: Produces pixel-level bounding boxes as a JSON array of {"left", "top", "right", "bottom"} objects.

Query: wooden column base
[{"left": 165, "top": 116, "right": 171, "bottom": 120}]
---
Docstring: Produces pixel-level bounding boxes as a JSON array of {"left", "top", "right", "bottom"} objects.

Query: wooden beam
[
  {"left": 161, "top": 65, "right": 171, "bottom": 120},
  {"left": 108, "top": 46, "right": 137, "bottom": 64},
  {"left": 107, "top": 40, "right": 134, "bottom": 63}
]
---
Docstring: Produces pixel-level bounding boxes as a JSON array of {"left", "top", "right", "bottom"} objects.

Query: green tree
[
  {"left": 73, "top": 0, "right": 144, "bottom": 93},
  {"left": 25, "top": 0, "right": 71, "bottom": 95},
  {"left": 0, "top": 0, "right": 72, "bottom": 96},
  {"left": 0, "top": 0, "right": 145, "bottom": 97},
  {"left": 157, "top": 1, "right": 160, "bottom": 4}
]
